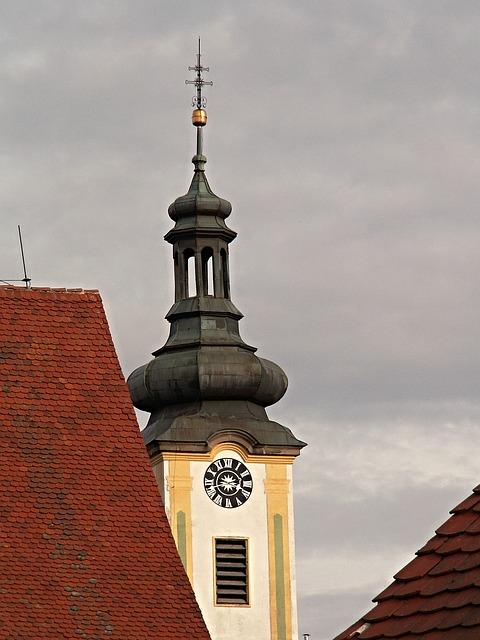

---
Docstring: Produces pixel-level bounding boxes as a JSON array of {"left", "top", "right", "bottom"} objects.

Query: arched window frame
[
  {"left": 183, "top": 248, "right": 196, "bottom": 298},
  {"left": 220, "top": 248, "right": 230, "bottom": 299},
  {"left": 201, "top": 247, "right": 214, "bottom": 296}
]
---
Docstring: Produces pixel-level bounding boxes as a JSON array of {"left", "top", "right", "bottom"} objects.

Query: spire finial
[
  {"left": 185, "top": 38, "right": 213, "bottom": 166},
  {"left": 186, "top": 38, "right": 213, "bottom": 112}
]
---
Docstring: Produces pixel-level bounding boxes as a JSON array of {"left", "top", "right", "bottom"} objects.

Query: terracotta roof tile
[
  {"left": 417, "top": 536, "right": 446, "bottom": 555},
  {"left": 427, "top": 553, "right": 470, "bottom": 576},
  {"left": 394, "top": 555, "right": 441, "bottom": 581},
  {"left": 433, "top": 535, "right": 469, "bottom": 556},
  {"left": 450, "top": 494, "right": 480, "bottom": 513},
  {"left": 436, "top": 512, "right": 480, "bottom": 536},
  {"left": 365, "top": 600, "right": 405, "bottom": 622},
  {"left": 393, "top": 598, "right": 427, "bottom": 618},
  {"left": 0, "top": 286, "right": 210, "bottom": 639},
  {"left": 333, "top": 486, "right": 480, "bottom": 640}
]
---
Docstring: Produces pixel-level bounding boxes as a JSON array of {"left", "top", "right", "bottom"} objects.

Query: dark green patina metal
[{"left": 127, "top": 54, "right": 305, "bottom": 458}]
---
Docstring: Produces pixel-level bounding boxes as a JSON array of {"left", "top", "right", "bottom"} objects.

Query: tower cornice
[{"left": 164, "top": 226, "right": 237, "bottom": 244}]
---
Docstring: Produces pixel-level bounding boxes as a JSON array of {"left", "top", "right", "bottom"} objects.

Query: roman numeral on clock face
[{"left": 203, "top": 458, "right": 253, "bottom": 509}]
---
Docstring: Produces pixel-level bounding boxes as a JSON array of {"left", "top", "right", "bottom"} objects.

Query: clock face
[{"left": 203, "top": 458, "right": 253, "bottom": 509}]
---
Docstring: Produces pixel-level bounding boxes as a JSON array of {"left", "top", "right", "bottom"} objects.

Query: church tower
[{"left": 128, "top": 42, "right": 306, "bottom": 640}]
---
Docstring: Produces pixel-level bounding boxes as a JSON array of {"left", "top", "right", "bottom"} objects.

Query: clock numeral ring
[{"left": 203, "top": 458, "right": 253, "bottom": 508}]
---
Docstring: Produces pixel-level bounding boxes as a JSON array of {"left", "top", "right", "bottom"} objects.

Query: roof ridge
[{"left": 0, "top": 285, "right": 99, "bottom": 294}]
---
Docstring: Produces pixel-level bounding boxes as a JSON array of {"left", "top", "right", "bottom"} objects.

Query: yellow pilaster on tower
[
  {"left": 264, "top": 464, "right": 293, "bottom": 640},
  {"left": 166, "top": 458, "right": 194, "bottom": 584}
]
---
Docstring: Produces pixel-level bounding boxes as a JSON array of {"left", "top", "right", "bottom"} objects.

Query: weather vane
[
  {"left": 185, "top": 37, "right": 213, "bottom": 112},
  {"left": 185, "top": 38, "right": 212, "bottom": 158}
]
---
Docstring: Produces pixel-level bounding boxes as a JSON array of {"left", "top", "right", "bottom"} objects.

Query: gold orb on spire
[
  {"left": 192, "top": 108, "right": 207, "bottom": 127},
  {"left": 186, "top": 39, "right": 212, "bottom": 130}
]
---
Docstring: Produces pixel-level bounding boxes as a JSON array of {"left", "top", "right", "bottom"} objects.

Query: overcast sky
[{"left": 1, "top": 2, "right": 480, "bottom": 638}]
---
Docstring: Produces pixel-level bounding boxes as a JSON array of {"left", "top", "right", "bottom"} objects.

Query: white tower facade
[
  {"left": 128, "top": 42, "right": 305, "bottom": 640},
  {"left": 150, "top": 443, "right": 300, "bottom": 640}
]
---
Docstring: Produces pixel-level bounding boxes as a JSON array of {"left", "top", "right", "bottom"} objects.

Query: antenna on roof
[
  {"left": 0, "top": 225, "right": 32, "bottom": 288},
  {"left": 18, "top": 225, "right": 31, "bottom": 288}
]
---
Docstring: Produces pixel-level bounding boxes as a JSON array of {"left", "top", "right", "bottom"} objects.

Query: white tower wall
[{"left": 152, "top": 444, "right": 299, "bottom": 640}]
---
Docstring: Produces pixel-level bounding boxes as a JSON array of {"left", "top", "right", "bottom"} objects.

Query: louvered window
[{"left": 214, "top": 538, "right": 249, "bottom": 605}]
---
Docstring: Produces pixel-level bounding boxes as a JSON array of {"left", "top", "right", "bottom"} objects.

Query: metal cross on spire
[
  {"left": 185, "top": 38, "right": 213, "bottom": 110},
  {"left": 185, "top": 39, "right": 212, "bottom": 160}
]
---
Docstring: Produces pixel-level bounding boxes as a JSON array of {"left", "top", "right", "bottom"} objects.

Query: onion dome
[
  {"left": 165, "top": 153, "right": 235, "bottom": 243},
  {"left": 129, "top": 349, "right": 288, "bottom": 413},
  {"left": 168, "top": 163, "right": 232, "bottom": 222}
]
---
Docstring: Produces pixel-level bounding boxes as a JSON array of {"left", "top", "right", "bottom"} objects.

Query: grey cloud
[
  {"left": 295, "top": 483, "right": 467, "bottom": 555},
  {"left": 299, "top": 590, "right": 377, "bottom": 640}
]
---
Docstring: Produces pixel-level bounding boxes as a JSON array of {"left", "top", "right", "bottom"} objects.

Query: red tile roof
[
  {"left": 0, "top": 286, "right": 210, "bottom": 639},
  {"left": 334, "top": 485, "right": 480, "bottom": 640}
]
